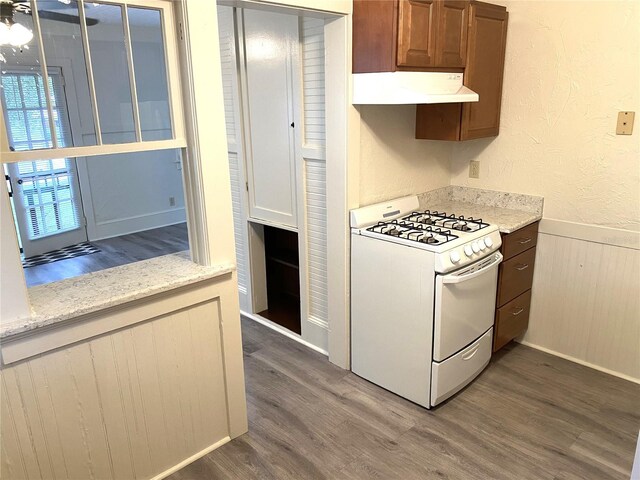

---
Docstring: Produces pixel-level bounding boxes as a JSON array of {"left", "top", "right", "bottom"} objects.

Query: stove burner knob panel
[
  {"left": 450, "top": 251, "right": 461, "bottom": 264},
  {"left": 472, "top": 242, "right": 480, "bottom": 253},
  {"left": 464, "top": 245, "right": 473, "bottom": 257},
  {"left": 484, "top": 237, "right": 494, "bottom": 248}
]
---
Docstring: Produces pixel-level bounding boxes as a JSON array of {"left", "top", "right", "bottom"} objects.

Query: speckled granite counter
[
  {"left": 1, "top": 252, "right": 234, "bottom": 339},
  {"left": 418, "top": 186, "right": 543, "bottom": 233}
]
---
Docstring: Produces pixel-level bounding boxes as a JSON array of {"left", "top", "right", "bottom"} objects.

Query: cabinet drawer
[
  {"left": 497, "top": 247, "right": 536, "bottom": 307},
  {"left": 501, "top": 222, "right": 539, "bottom": 260},
  {"left": 494, "top": 290, "right": 531, "bottom": 351}
]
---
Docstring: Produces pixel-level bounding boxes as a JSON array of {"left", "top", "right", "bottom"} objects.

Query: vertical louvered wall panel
[
  {"left": 305, "top": 160, "right": 328, "bottom": 323},
  {"left": 302, "top": 18, "right": 326, "bottom": 147},
  {"left": 228, "top": 152, "right": 247, "bottom": 292},
  {"left": 218, "top": 6, "right": 247, "bottom": 294},
  {"left": 218, "top": 7, "right": 236, "bottom": 144},
  {"left": 301, "top": 18, "right": 328, "bottom": 325}
]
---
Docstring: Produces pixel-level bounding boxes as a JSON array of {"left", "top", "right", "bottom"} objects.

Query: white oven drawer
[
  {"left": 431, "top": 328, "right": 493, "bottom": 407},
  {"left": 434, "top": 252, "right": 501, "bottom": 361}
]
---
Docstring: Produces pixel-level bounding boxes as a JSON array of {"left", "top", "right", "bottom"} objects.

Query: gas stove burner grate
[
  {"left": 402, "top": 211, "right": 489, "bottom": 232},
  {"left": 366, "top": 221, "right": 458, "bottom": 246}
]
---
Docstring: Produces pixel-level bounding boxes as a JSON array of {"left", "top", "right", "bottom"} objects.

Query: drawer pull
[
  {"left": 511, "top": 307, "right": 524, "bottom": 316},
  {"left": 515, "top": 263, "right": 529, "bottom": 271},
  {"left": 462, "top": 346, "right": 480, "bottom": 361},
  {"left": 518, "top": 237, "right": 532, "bottom": 244}
]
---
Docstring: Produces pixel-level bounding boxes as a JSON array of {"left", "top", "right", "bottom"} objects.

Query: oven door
[{"left": 433, "top": 252, "right": 502, "bottom": 361}]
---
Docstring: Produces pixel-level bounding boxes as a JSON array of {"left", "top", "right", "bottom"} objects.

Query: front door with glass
[{"left": 2, "top": 70, "right": 87, "bottom": 257}]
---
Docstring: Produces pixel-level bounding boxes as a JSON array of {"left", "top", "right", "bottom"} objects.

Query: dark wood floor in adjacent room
[
  {"left": 24, "top": 223, "right": 189, "bottom": 287},
  {"left": 170, "top": 318, "right": 639, "bottom": 480}
]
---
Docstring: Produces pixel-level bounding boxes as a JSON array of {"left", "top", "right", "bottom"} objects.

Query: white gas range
[{"left": 350, "top": 196, "right": 503, "bottom": 408}]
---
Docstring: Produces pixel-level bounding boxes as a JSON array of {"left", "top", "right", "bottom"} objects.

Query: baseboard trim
[
  {"left": 91, "top": 211, "right": 187, "bottom": 241},
  {"left": 152, "top": 436, "right": 231, "bottom": 480},
  {"left": 241, "top": 311, "right": 329, "bottom": 356},
  {"left": 517, "top": 340, "right": 640, "bottom": 385}
]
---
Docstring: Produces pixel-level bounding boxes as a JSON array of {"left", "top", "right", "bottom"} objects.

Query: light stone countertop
[
  {"left": 1, "top": 252, "right": 234, "bottom": 340},
  {"left": 417, "top": 186, "right": 543, "bottom": 233}
]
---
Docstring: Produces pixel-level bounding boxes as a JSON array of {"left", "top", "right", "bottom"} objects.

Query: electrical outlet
[
  {"left": 469, "top": 161, "right": 480, "bottom": 179},
  {"left": 169, "top": 196, "right": 176, "bottom": 207},
  {"left": 616, "top": 111, "right": 635, "bottom": 135}
]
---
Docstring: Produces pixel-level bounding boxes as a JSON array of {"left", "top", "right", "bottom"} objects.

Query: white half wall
[{"left": 523, "top": 224, "right": 640, "bottom": 383}]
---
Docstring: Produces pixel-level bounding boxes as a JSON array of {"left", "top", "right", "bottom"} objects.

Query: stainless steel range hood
[{"left": 352, "top": 72, "right": 478, "bottom": 105}]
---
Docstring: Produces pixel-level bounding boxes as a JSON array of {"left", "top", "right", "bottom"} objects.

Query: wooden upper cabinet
[
  {"left": 415, "top": 1, "right": 508, "bottom": 141},
  {"left": 352, "top": 0, "right": 399, "bottom": 73},
  {"left": 461, "top": 2, "right": 508, "bottom": 139},
  {"left": 397, "top": 0, "right": 438, "bottom": 68},
  {"left": 436, "top": 1, "right": 469, "bottom": 68},
  {"left": 353, "top": 0, "right": 469, "bottom": 73}
]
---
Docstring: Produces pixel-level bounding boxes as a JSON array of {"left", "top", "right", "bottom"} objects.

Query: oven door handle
[{"left": 442, "top": 252, "right": 503, "bottom": 284}]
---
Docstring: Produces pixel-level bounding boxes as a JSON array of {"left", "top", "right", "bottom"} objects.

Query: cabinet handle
[
  {"left": 518, "top": 237, "right": 532, "bottom": 244},
  {"left": 511, "top": 307, "right": 524, "bottom": 316},
  {"left": 515, "top": 263, "right": 529, "bottom": 271}
]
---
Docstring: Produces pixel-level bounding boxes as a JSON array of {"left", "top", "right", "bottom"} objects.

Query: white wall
[
  {"left": 450, "top": 0, "right": 639, "bottom": 230},
  {"left": 446, "top": 0, "right": 640, "bottom": 381},
  {"left": 357, "top": 105, "right": 452, "bottom": 206}
]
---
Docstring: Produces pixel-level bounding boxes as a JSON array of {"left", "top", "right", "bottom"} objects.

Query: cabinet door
[
  {"left": 243, "top": 10, "right": 299, "bottom": 228},
  {"left": 435, "top": 1, "right": 469, "bottom": 67},
  {"left": 461, "top": 3, "right": 508, "bottom": 139},
  {"left": 397, "top": 0, "right": 438, "bottom": 68}
]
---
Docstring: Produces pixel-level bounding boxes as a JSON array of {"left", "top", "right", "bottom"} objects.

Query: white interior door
[
  {"left": 1, "top": 69, "right": 87, "bottom": 257},
  {"left": 6, "top": 159, "right": 87, "bottom": 257},
  {"left": 241, "top": 9, "right": 299, "bottom": 229}
]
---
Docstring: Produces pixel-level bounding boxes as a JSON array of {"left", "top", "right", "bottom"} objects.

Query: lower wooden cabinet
[
  {"left": 493, "top": 222, "right": 539, "bottom": 352},
  {"left": 494, "top": 289, "right": 531, "bottom": 351}
]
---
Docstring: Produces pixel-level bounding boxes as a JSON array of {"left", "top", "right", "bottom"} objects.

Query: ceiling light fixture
[{"left": 0, "top": 1, "right": 34, "bottom": 47}]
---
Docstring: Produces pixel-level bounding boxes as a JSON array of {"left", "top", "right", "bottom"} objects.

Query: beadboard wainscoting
[
  {"left": 0, "top": 274, "right": 247, "bottom": 480},
  {"left": 522, "top": 219, "right": 640, "bottom": 383}
]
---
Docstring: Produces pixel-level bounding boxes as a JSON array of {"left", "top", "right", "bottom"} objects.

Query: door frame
[{"left": 218, "top": 0, "right": 354, "bottom": 369}]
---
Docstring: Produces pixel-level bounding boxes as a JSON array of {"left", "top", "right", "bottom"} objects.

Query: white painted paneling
[
  {"left": 242, "top": 9, "right": 299, "bottom": 228},
  {"left": 0, "top": 300, "right": 230, "bottom": 480},
  {"left": 523, "top": 231, "right": 640, "bottom": 382},
  {"left": 301, "top": 17, "right": 325, "bottom": 147},
  {"left": 305, "top": 159, "right": 328, "bottom": 325}
]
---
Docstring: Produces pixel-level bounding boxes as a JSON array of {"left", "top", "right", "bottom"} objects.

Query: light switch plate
[{"left": 616, "top": 111, "right": 635, "bottom": 135}]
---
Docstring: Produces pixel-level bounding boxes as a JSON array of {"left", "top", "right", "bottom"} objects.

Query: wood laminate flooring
[
  {"left": 24, "top": 223, "right": 189, "bottom": 287},
  {"left": 170, "top": 318, "right": 640, "bottom": 480}
]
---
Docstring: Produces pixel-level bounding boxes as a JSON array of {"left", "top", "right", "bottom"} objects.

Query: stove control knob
[
  {"left": 484, "top": 237, "right": 494, "bottom": 248},
  {"left": 472, "top": 242, "right": 480, "bottom": 253},
  {"left": 464, "top": 245, "right": 473, "bottom": 257},
  {"left": 479, "top": 241, "right": 486, "bottom": 251},
  {"left": 450, "top": 251, "right": 461, "bottom": 264}
]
